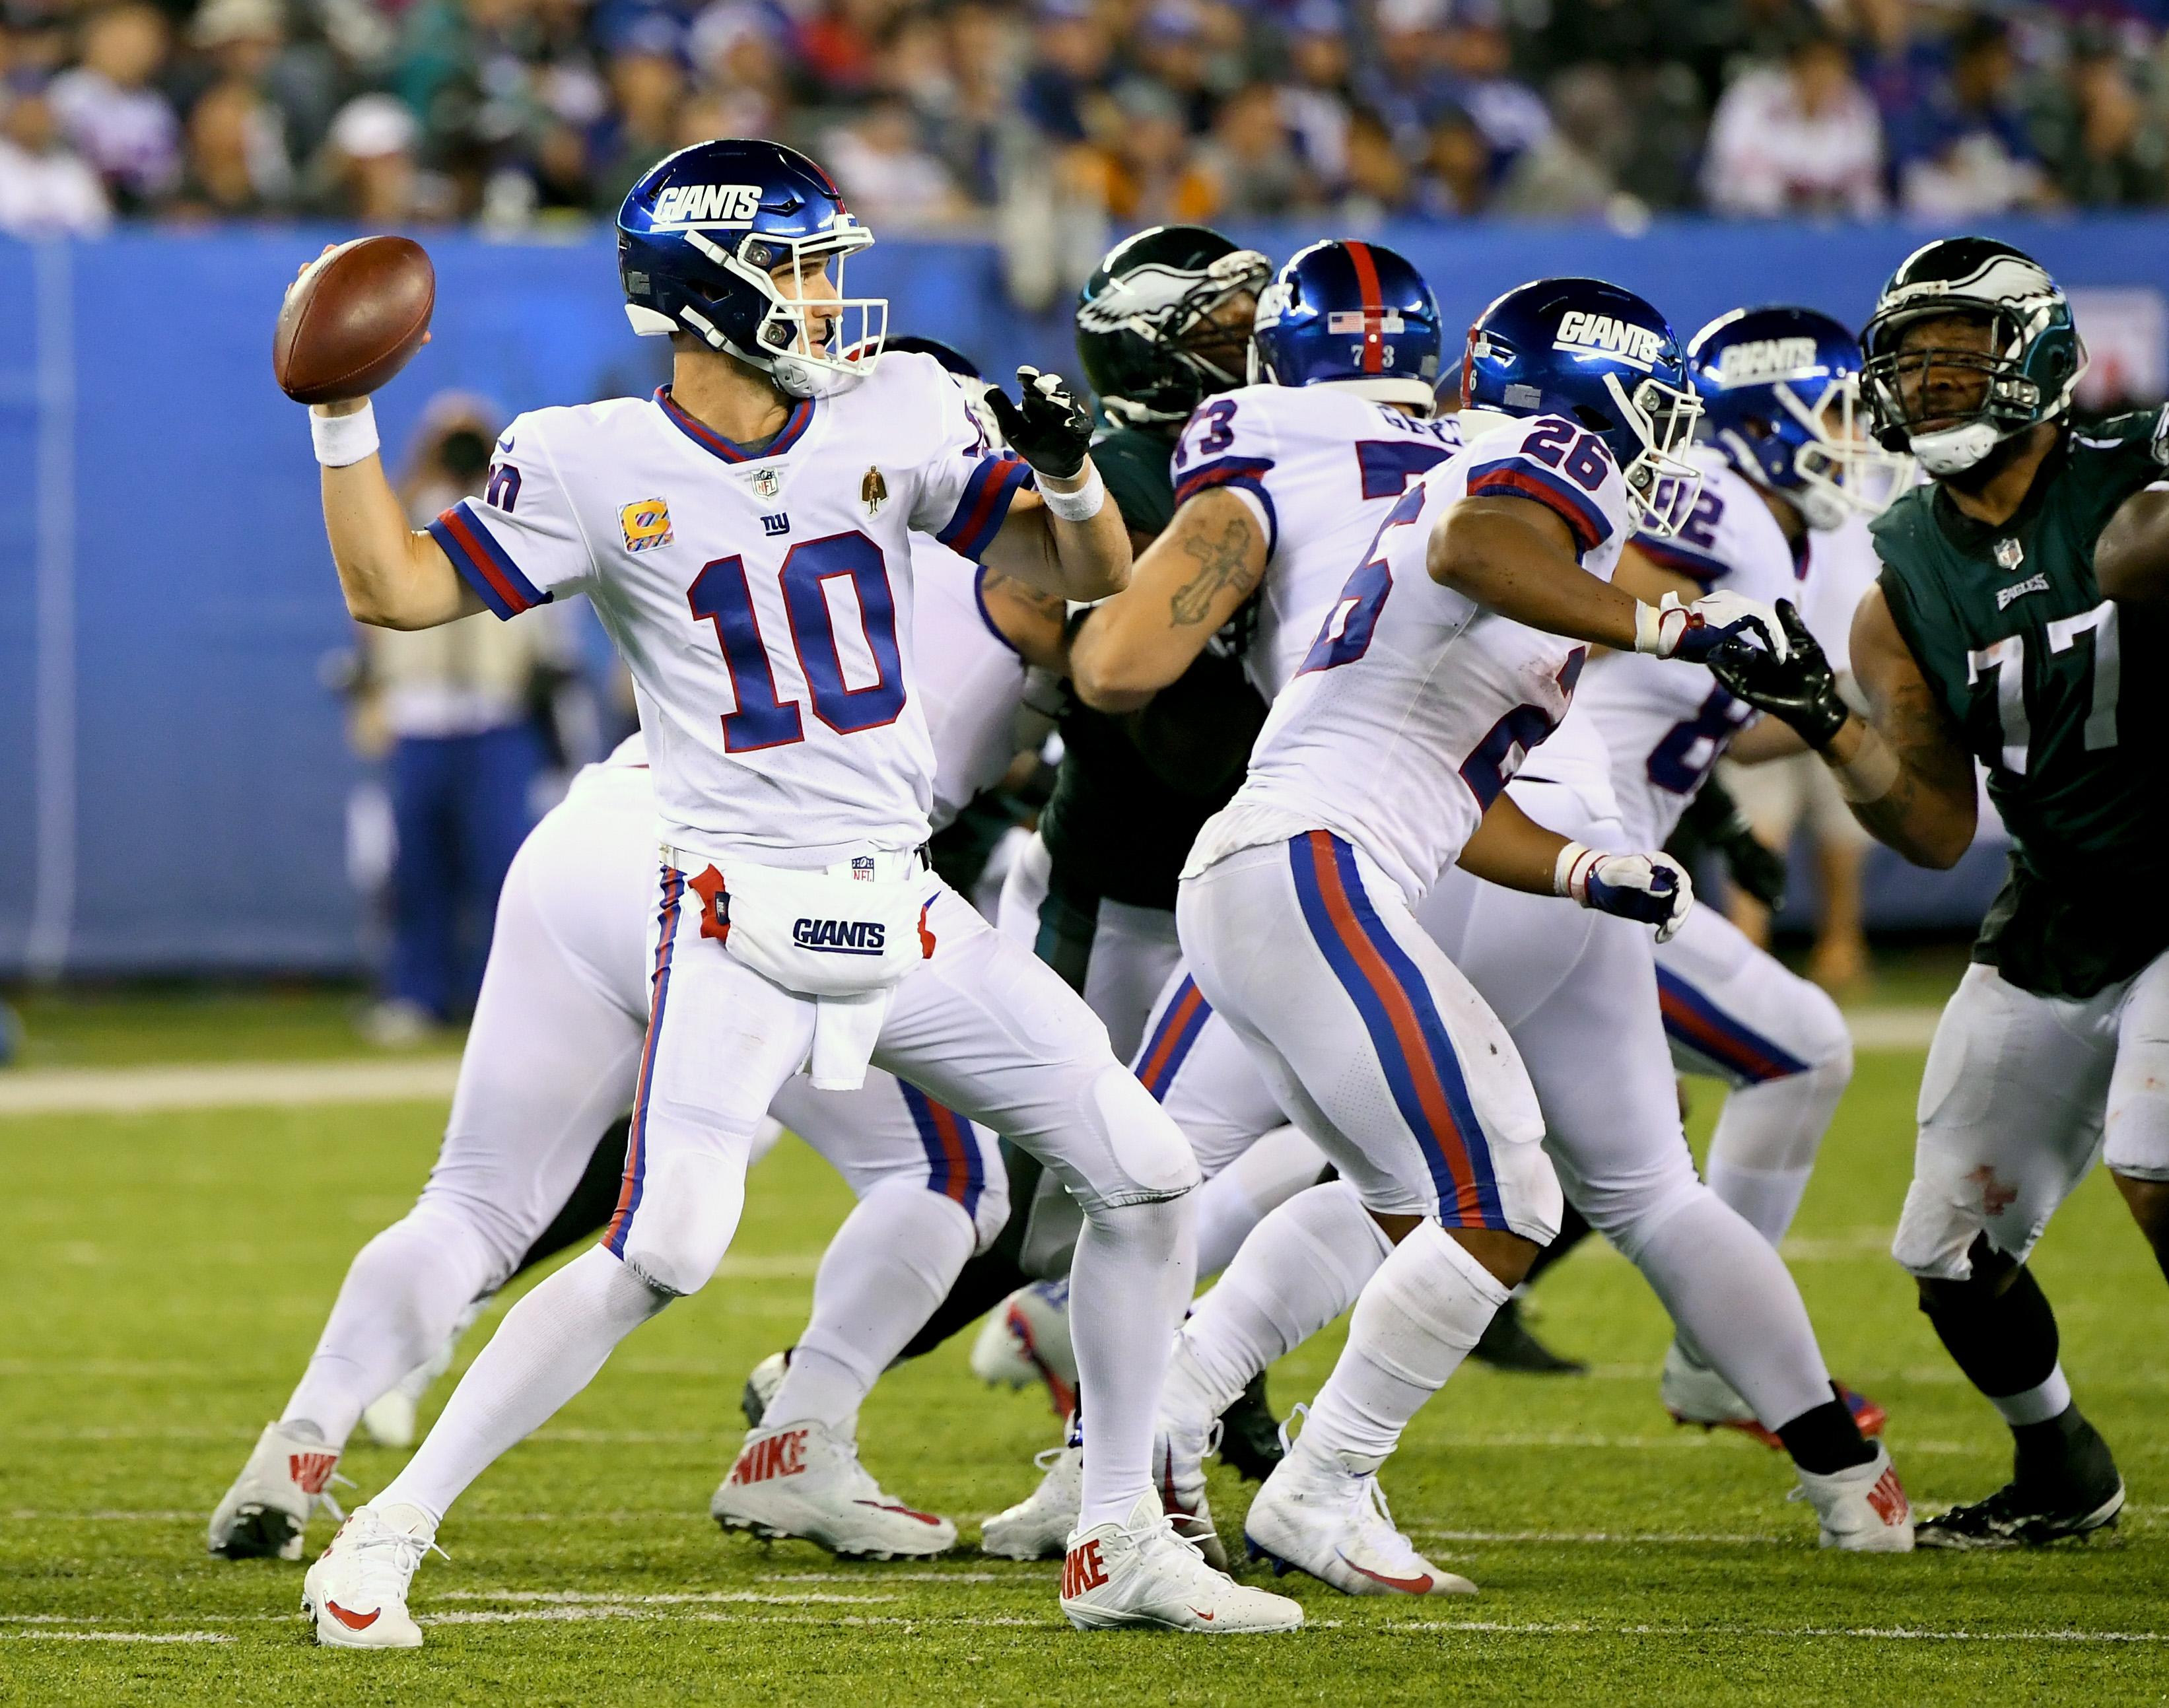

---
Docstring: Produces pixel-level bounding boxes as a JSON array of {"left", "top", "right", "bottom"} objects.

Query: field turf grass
[{"left": 4, "top": 1000, "right": 2168, "bottom": 1705}]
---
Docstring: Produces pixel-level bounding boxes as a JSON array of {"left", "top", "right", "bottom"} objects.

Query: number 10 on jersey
[{"left": 688, "top": 530, "right": 906, "bottom": 751}]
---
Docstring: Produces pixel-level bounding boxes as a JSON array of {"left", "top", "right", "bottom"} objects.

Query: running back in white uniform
[
  {"left": 1204, "top": 409, "right": 1630, "bottom": 905},
  {"left": 432, "top": 351, "right": 1028, "bottom": 867},
  {"left": 1167, "top": 383, "right": 1463, "bottom": 702}
]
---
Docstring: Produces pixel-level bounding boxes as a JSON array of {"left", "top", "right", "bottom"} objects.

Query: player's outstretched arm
[
  {"left": 2094, "top": 488, "right": 2169, "bottom": 606},
  {"left": 978, "top": 368, "right": 1132, "bottom": 604},
  {"left": 1428, "top": 496, "right": 1781, "bottom": 666},
  {"left": 1711, "top": 592, "right": 1976, "bottom": 869},
  {"left": 1459, "top": 792, "right": 1693, "bottom": 941},
  {"left": 1070, "top": 488, "right": 1267, "bottom": 713},
  {"left": 314, "top": 399, "right": 481, "bottom": 630}
]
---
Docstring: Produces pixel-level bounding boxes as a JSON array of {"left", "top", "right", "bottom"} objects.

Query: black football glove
[
  {"left": 1706, "top": 599, "right": 1848, "bottom": 750},
  {"left": 984, "top": 366, "right": 1093, "bottom": 481},
  {"left": 1674, "top": 776, "right": 1788, "bottom": 912}
]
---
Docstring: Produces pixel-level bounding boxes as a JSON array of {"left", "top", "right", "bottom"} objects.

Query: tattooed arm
[
  {"left": 1069, "top": 487, "right": 1268, "bottom": 714},
  {"left": 976, "top": 561, "right": 1072, "bottom": 672},
  {"left": 1818, "top": 588, "right": 1978, "bottom": 868}
]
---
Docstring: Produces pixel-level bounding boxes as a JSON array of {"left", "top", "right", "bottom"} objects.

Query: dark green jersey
[
  {"left": 1037, "top": 424, "right": 1266, "bottom": 915},
  {"left": 1873, "top": 407, "right": 2169, "bottom": 997}
]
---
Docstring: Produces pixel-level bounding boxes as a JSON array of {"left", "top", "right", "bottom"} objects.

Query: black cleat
[
  {"left": 209, "top": 1504, "right": 303, "bottom": 1561},
  {"left": 1215, "top": 1373, "right": 1284, "bottom": 1483},
  {"left": 1917, "top": 1477, "right": 2125, "bottom": 1550},
  {"left": 1469, "top": 1297, "right": 1585, "bottom": 1375}
]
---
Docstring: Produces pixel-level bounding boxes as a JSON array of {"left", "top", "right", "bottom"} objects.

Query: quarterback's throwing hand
[
  {"left": 1557, "top": 844, "right": 1694, "bottom": 943},
  {"left": 1707, "top": 600, "right": 1849, "bottom": 750},
  {"left": 984, "top": 367, "right": 1093, "bottom": 480},
  {"left": 1635, "top": 590, "right": 1790, "bottom": 667}
]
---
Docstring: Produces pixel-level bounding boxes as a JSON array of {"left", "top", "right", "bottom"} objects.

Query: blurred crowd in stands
[{"left": 3, "top": 0, "right": 2166, "bottom": 244}]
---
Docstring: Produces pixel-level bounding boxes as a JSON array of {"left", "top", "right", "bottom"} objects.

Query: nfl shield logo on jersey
[
  {"left": 751, "top": 467, "right": 782, "bottom": 501},
  {"left": 620, "top": 498, "right": 673, "bottom": 553},
  {"left": 1994, "top": 537, "right": 2025, "bottom": 572},
  {"left": 850, "top": 856, "right": 875, "bottom": 883}
]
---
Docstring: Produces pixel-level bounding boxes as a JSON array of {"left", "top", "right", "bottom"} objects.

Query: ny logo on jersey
[{"left": 762, "top": 512, "right": 791, "bottom": 537}]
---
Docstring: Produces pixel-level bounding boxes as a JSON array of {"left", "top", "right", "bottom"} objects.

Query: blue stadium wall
[{"left": 2, "top": 215, "right": 2164, "bottom": 976}]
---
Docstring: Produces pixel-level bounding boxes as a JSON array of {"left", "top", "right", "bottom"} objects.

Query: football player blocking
[
  {"left": 1715, "top": 237, "right": 2169, "bottom": 1548},
  {"left": 290, "top": 139, "right": 1307, "bottom": 1643},
  {"left": 1053, "top": 250, "right": 1906, "bottom": 1585}
]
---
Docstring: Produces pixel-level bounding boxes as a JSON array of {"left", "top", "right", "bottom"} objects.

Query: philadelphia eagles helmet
[
  {"left": 1076, "top": 226, "right": 1272, "bottom": 429},
  {"left": 1861, "top": 237, "right": 2086, "bottom": 478}
]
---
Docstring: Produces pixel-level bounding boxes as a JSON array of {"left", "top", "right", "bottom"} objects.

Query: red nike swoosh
[
  {"left": 854, "top": 1501, "right": 942, "bottom": 1526},
  {"left": 1188, "top": 1608, "right": 1216, "bottom": 1622},
  {"left": 326, "top": 1601, "right": 381, "bottom": 1631},
  {"left": 1345, "top": 1558, "right": 1433, "bottom": 1594}
]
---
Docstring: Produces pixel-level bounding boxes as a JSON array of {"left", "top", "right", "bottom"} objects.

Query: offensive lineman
[
  {"left": 1716, "top": 237, "right": 2169, "bottom": 1548},
  {"left": 289, "top": 141, "right": 1299, "bottom": 1642}
]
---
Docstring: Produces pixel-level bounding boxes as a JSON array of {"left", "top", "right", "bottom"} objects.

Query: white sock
[
  {"left": 1634, "top": 1191, "right": 1832, "bottom": 1429},
  {"left": 1704, "top": 1056, "right": 1848, "bottom": 1245},
  {"left": 1165, "top": 1180, "right": 1391, "bottom": 1429},
  {"left": 1299, "top": 1221, "right": 1507, "bottom": 1467},
  {"left": 1991, "top": 1365, "right": 2073, "bottom": 1427},
  {"left": 372, "top": 1247, "right": 668, "bottom": 1525},
  {"left": 764, "top": 1180, "right": 975, "bottom": 1432},
  {"left": 1194, "top": 1124, "right": 1330, "bottom": 1276},
  {"left": 1069, "top": 1192, "right": 1196, "bottom": 1530},
  {"left": 281, "top": 1202, "right": 503, "bottom": 1449}
]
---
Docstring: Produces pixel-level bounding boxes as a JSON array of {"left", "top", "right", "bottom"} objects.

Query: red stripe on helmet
[{"left": 1345, "top": 242, "right": 1385, "bottom": 375}]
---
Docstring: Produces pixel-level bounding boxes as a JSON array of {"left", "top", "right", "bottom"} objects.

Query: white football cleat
[
  {"left": 361, "top": 1303, "right": 483, "bottom": 1449},
  {"left": 1793, "top": 1441, "right": 1914, "bottom": 1552},
  {"left": 300, "top": 1502, "right": 442, "bottom": 1649},
  {"left": 1061, "top": 1493, "right": 1302, "bottom": 1633},
  {"left": 740, "top": 1349, "right": 790, "bottom": 1428},
  {"left": 207, "top": 1421, "right": 347, "bottom": 1561},
  {"left": 981, "top": 1438, "right": 1082, "bottom": 1560},
  {"left": 1243, "top": 1432, "right": 1476, "bottom": 1597},
  {"left": 1661, "top": 1340, "right": 1769, "bottom": 1437},
  {"left": 969, "top": 1280, "right": 1076, "bottom": 1417},
  {"left": 711, "top": 1419, "right": 954, "bottom": 1559},
  {"left": 1152, "top": 1414, "right": 1227, "bottom": 1570}
]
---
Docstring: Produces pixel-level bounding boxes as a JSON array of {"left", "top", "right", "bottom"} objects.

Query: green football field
[{"left": 4, "top": 987, "right": 2166, "bottom": 1705}]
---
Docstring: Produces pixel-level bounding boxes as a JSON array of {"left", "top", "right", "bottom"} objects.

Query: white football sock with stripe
[
  {"left": 1163, "top": 1180, "right": 1391, "bottom": 1431},
  {"left": 281, "top": 1200, "right": 503, "bottom": 1449},
  {"left": 371, "top": 1247, "right": 670, "bottom": 1526},
  {"left": 763, "top": 1180, "right": 975, "bottom": 1431},
  {"left": 1704, "top": 1056, "right": 1849, "bottom": 1246},
  {"left": 1068, "top": 1192, "right": 1196, "bottom": 1530},
  {"left": 1298, "top": 1219, "right": 1507, "bottom": 1467}
]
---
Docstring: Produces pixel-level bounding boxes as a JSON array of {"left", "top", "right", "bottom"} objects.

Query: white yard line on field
[
  {"left": 0, "top": 1056, "right": 463, "bottom": 1116},
  {"left": 1375, "top": 1618, "right": 2169, "bottom": 1646},
  {"left": 0, "top": 1629, "right": 232, "bottom": 1643},
  {"left": 1, "top": 1006, "right": 1946, "bottom": 1119},
  {"left": 440, "top": 1590, "right": 897, "bottom": 1606}
]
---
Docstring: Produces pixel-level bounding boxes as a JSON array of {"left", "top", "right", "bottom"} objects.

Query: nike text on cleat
[
  {"left": 1060, "top": 1493, "right": 1301, "bottom": 1633},
  {"left": 711, "top": 1419, "right": 955, "bottom": 1559},
  {"left": 299, "top": 1503, "right": 442, "bottom": 1650},
  {"left": 1241, "top": 1435, "right": 1476, "bottom": 1598},
  {"left": 981, "top": 1440, "right": 1082, "bottom": 1560},
  {"left": 208, "top": 1421, "right": 349, "bottom": 1561},
  {"left": 1916, "top": 1478, "right": 2125, "bottom": 1550},
  {"left": 1792, "top": 1442, "right": 1915, "bottom": 1552},
  {"left": 968, "top": 1281, "right": 1076, "bottom": 1419}
]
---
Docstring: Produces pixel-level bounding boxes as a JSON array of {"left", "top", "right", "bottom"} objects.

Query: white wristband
[
  {"left": 311, "top": 400, "right": 380, "bottom": 468},
  {"left": 1632, "top": 599, "right": 1666, "bottom": 656},
  {"left": 1553, "top": 840, "right": 1600, "bottom": 903},
  {"left": 1039, "top": 463, "right": 1105, "bottom": 524}
]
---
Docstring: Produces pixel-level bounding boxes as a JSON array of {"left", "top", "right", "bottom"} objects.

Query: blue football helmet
[
  {"left": 618, "top": 139, "right": 886, "bottom": 398},
  {"left": 1249, "top": 239, "right": 1443, "bottom": 414},
  {"left": 1461, "top": 277, "right": 1702, "bottom": 535},
  {"left": 1689, "top": 306, "right": 1913, "bottom": 530}
]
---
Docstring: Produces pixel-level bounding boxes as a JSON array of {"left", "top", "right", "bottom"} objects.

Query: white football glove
[
  {"left": 1556, "top": 842, "right": 1694, "bottom": 943},
  {"left": 1634, "top": 590, "right": 1790, "bottom": 666}
]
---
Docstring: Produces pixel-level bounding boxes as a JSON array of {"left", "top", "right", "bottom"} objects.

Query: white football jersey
[
  {"left": 1573, "top": 447, "right": 1797, "bottom": 848},
  {"left": 1167, "top": 383, "right": 1463, "bottom": 700},
  {"left": 428, "top": 352, "right": 1032, "bottom": 868},
  {"left": 905, "top": 533, "right": 1028, "bottom": 832},
  {"left": 1215, "top": 409, "right": 1633, "bottom": 904}
]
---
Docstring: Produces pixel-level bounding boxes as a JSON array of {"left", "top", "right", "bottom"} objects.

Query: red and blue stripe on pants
[
  {"left": 605, "top": 867, "right": 684, "bottom": 1257},
  {"left": 1287, "top": 831, "right": 1507, "bottom": 1229},
  {"left": 899, "top": 1082, "right": 986, "bottom": 1221},
  {"left": 1655, "top": 966, "right": 1808, "bottom": 1083},
  {"left": 1135, "top": 974, "right": 1212, "bottom": 1103}
]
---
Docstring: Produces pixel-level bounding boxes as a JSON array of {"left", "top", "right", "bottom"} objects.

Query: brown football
[{"left": 273, "top": 235, "right": 436, "bottom": 405}]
